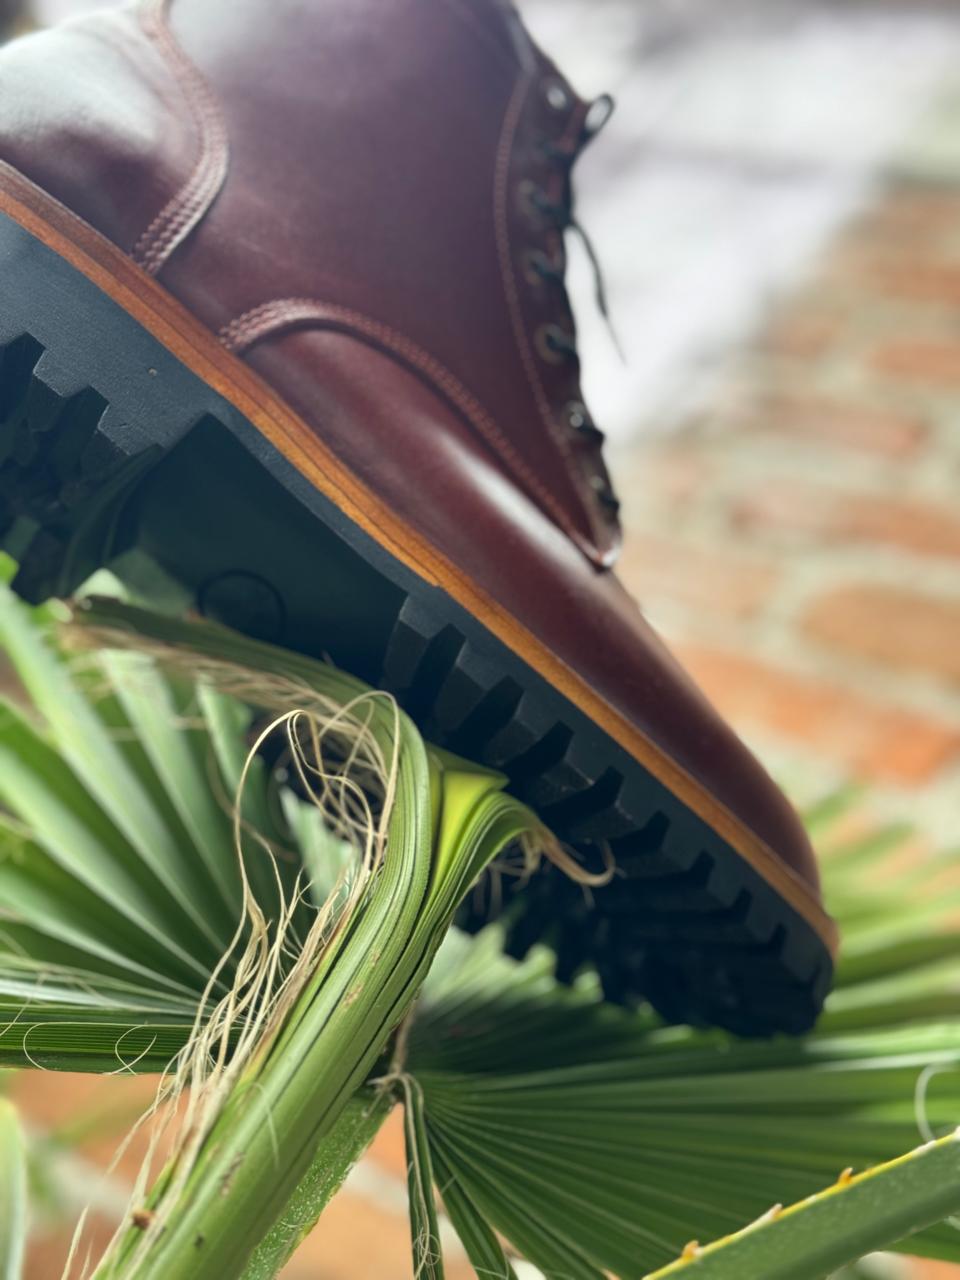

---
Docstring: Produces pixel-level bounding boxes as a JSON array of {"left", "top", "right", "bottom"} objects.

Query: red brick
[
  {"left": 619, "top": 536, "right": 780, "bottom": 620},
  {"left": 367, "top": 1107, "right": 406, "bottom": 1179},
  {"left": 12, "top": 1071, "right": 161, "bottom": 1179},
  {"left": 907, "top": 1263, "right": 960, "bottom": 1280},
  {"left": 744, "top": 392, "right": 927, "bottom": 458},
  {"left": 15, "top": 1073, "right": 167, "bottom": 1280},
  {"left": 27, "top": 1223, "right": 117, "bottom": 1280},
  {"left": 858, "top": 257, "right": 960, "bottom": 307},
  {"left": 13, "top": 1076, "right": 470, "bottom": 1280},
  {"left": 756, "top": 309, "right": 843, "bottom": 359},
  {"left": 872, "top": 339, "right": 960, "bottom": 386},
  {"left": 281, "top": 1189, "right": 474, "bottom": 1280},
  {"left": 854, "top": 190, "right": 960, "bottom": 242},
  {"left": 638, "top": 450, "right": 714, "bottom": 506},
  {"left": 802, "top": 586, "right": 960, "bottom": 684},
  {"left": 677, "top": 645, "right": 960, "bottom": 785},
  {"left": 734, "top": 484, "right": 960, "bottom": 560}
]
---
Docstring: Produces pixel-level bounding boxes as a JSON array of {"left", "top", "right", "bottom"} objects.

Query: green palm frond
[
  {"left": 0, "top": 588, "right": 285, "bottom": 1069},
  {"left": 644, "top": 1131, "right": 960, "bottom": 1280},
  {"left": 405, "top": 801, "right": 960, "bottom": 1278},
  {"left": 0, "top": 583, "right": 571, "bottom": 1277},
  {"left": 2, "top": 565, "right": 960, "bottom": 1278}
]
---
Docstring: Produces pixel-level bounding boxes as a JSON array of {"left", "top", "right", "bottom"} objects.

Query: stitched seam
[
  {"left": 493, "top": 76, "right": 612, "bottom": 559},
  {"left": 132, "top": 0, "right": 229, "bottom": 275},
  {"left": 219, "top": 298, "right": 586, "bottom": 539}
]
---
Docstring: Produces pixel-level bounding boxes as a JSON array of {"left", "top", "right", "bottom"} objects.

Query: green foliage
[
  {"left": 0, "top": 584, "right": 558, "bottom": 1277},
  {"left": 239, "top": 1089, "right": 393, "bottom": 1280},
  {"left": 1, "top": 574, "right": 960, "bottom": 1279},
  {"left": 646, "top": 1132, "right": 960, "bottom": 1279},
  {"left": 403, "top": 810, "right": 960, "bottom": 1278},
  {"left": 0, "top": 584, "right": 301, "bottom": 1069}
]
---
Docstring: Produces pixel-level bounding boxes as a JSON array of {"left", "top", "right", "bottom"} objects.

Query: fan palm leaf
[
  {"left": 403, "top": 807, "right": 960, "bottom": 1278},
  {"left": 0, "top": 568, "right": 959, "bottom": 1277}
]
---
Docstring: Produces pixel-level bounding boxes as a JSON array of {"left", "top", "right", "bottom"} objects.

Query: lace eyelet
[
  {"left": 523, "top": 248, "right": 565, "bottom": 286},
  {"left": 584, "top": 93, "right": 615, "bottom": 137},
  {"left": 517, "top": 178, "right": 547, "bottom": 228},
  {"left": 535, "top": 324, "right": 574, "bottom": 365},
  {"left": 590, "top": 474, "right": 621, "bottom": 513},
  {"left": 564, "top": 401, "right": 591, "bottom": 431},
  {"left": 564, "top": 400, "right": 605, "bottom": 444},
  {"left": 522, "top": 248, "right": 549, "bottom": 285},
  {"left": 543, "top": 78, "right": 572, "bottom": 113}
]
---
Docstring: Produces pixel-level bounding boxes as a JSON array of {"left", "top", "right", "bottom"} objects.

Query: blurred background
[{"left": 3, "top": 0, "right": 960, "bottom": 1276}]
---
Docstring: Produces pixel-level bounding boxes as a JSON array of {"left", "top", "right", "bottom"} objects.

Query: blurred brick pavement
[{"left": 614, "top": 181, "right": 960, "bottom": 851}]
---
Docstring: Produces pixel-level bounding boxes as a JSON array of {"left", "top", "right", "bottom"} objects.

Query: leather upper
[{"left": 0, "top": 0, "right": 822, "bottom": 894}]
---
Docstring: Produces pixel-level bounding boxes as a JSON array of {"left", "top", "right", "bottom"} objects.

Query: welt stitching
[{"left": 132, "top": 0, "right": 229, "bottom": 275}]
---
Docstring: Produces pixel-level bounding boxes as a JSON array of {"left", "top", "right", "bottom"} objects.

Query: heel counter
[{"left": 0, "top": 9, "right": 197, "bottom": 257}]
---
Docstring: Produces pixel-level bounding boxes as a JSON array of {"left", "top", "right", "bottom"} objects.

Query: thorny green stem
[{"left": 648, "top": 1129, "right": 960, "bottom": 1280}]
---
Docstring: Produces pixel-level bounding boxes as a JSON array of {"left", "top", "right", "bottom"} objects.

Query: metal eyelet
[
  {"left": 590, "top": 474, "right": 621, "bottom": 513},
  {"left": 523, "top": 247, "right": 565, "bottom": 286},
  {"left": 517, "top": 178, "right": 547, "bottom": 227},
  {"left": 522, "top": 248, "right": 550, "bottom": 285},
  {"left": 543, "top": 78, "right": 572, "bottom": 113},
  {"left": 535, "top": 324, "right": 573, "bottom": 365},
  {"left": 565, "top": 400, "right": 605, "bottom": 444},
  {"left": 584, "top": 93, "right": 615, "bottom": 137},
  {"left": 564, "top": 401, "right": 591, "bottom": 431}
]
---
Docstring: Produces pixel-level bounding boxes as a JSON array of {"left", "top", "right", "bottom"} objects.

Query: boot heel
[
  {"left": 0, "top": 208, "right": 201, "bottom": 602},
  {"left": 0, "top": 201, "right": 413, "bottom": 668}
]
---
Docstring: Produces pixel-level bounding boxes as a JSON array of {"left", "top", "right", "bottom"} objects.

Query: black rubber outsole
[{"left": 0, "top": 208, "right": 832, "bottom": 1036}]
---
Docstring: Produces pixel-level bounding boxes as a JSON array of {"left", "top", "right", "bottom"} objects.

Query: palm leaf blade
[
  {"left": 647, "top": 1131, "right": 960, "bottom": 1280},
  {"left": 0, "top": 1097, "right": 26, "bottom": 1280}
]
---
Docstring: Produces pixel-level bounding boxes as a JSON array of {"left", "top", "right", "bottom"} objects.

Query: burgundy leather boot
[{"left": 0, "top": 0, "right": 835, "bottom": 1033}]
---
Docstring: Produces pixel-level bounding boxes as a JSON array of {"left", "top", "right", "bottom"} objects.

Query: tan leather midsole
[{"left": 0, "top": 164, "right": 839, "bottom": 958}]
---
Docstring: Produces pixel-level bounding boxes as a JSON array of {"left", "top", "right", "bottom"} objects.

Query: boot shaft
[{"left": 0, "top": 0, "right": 620, "bottom": 560}]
